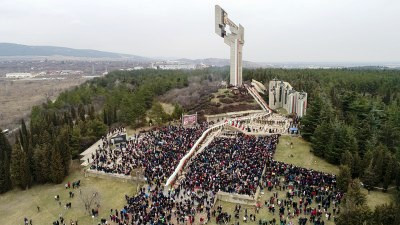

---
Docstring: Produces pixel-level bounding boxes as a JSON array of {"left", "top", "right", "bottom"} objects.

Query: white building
[
  {"left": 269, "top": 79, "right": 307, "bottom": 117},
  {"left": 5, "top": 73, "right": 33, "bottom": 79},
  {"left": 152, "top": 61, "right": 197, "bottom": 70}
]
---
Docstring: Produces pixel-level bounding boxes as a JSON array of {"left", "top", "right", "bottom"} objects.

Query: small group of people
[{"left": 52, "top": 216, "right": 78, "bottom": 225}]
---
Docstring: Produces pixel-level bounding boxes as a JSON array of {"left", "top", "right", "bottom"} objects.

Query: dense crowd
[
  {"left": 90, "top": 123, "right": 208, "bottom": 184},
  {"left": 109, "top": 183, "right": 215, "bottom": 225},
  {"left": 261, "top": 160, "right": 342, "bottom": 224},
  {"left": 87, "top": 122, "right": 343, "bottom": 225},
  {"left": 181, "top": 134, "right": 280, "bottom": 195}
]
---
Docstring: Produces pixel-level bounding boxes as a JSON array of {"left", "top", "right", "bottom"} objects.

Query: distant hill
[{"left": 0, "top": 43, "right": 149, "bottom": 61}]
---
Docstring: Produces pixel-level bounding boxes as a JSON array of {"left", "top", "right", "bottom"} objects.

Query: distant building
[
  {"left": 5, "top": 73, "right": 33, "bottom": 79},
  {"left": 152, "top": 61, "right": 197, "bottom": 70},
  {"left": 269, "top": 79, "right": 307, "bottom": 117}
]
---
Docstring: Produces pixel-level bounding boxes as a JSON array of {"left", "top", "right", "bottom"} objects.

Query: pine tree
[
  {"left": 383, "top": 157, "right": 395, "bottom": 190},
  {"left": 50, "top": 147, "right": 65, "bottom": 184},
  {"left": 341, "top": 151, "right": 353, "bottom": 170},
  {"left": 71, "top": 107, "right": 77, "bottom": 120},
  {"left": 70, "top": 126, "right": 82, "bottom": 159},
  {"left": 10, "top": 144, "right": 30, "bottom": 189},
  {"left": 351, "top": 152, "right": 363, "bottom": 178},
  {"left": 371, "top": 145, "right": 385, "bottom": 180},
  {"left": 103, "top": 109, "right": 108, "bottom": 125},
  {"left": 0, "top": 129, "right": 12, "bottom": 193},
  {"left": 311, "top": 121, "right": 332, "bottom": 157},
  {"left": 362, "top": 163, "right": 378, "bottom": 190},
  {"left": 33, "top": 144, "right": 51, "bottom": 183},
  {"left": 172, "top": 104, "right": 184, "bottom": 120},
  {"left": 78, "top": 104, "right": 86, "bottom": 121},
  {"left": 336, "top": 179, "right": 371, "bottom": 225},
  {"left": 89, "top": 105, "right": 95, "bottom": 120},
  {"left": 370, "top": 203, "right": 397, "bottom": 225},
  {"left": 337, "top": 165, "right": 352, "bottom": 192},
  {"left": 300, "top": 95, "right": 324, "bottom": 141},
  {"left": 56, "top": 126, "right": 71, "bottom": 176}
]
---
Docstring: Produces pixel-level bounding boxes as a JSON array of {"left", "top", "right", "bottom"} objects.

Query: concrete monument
[{"left": 215, "top": 5, "right": 244, "bottom": 87}]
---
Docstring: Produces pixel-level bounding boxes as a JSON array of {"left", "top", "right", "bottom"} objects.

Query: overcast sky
[{"left": 0, "top": 0, "right": 399, "bottom": 62}]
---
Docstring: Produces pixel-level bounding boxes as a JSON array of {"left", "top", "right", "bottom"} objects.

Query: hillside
[{"left": 0, "top": 43, "right": 149, "bottom": 60}]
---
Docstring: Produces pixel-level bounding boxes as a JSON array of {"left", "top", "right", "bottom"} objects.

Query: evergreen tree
[
  {"left": 370, "top": 203, "right": 397, "bottom": 225},
  {"left": 300, "top": 95, "right": 324, "bottom": 141},
  {"left": 57, "top": 126, "right": 71, "bottom": 176},
  {"left": 70, "top": 126, "right": 82, "bottom": 159},
  {"left": 337, "top": 165, "right": 352, "bottom": 192},
  {"left": 10, "top": 144, "right": 30, "bottom": 189},
  {"left": 70, "top": 107, "right": 77, "bottom": 120},
  {"left": 87, "top": 119, "right": 107, "bottom": 138},
  {"left": 89, "top": 105, "right": 95, "bottom": 120},
  {"left": 362, "top": 163, "right": 378, "bottom": 190},
  {"left": 310, "top": 121, "right": 332, "bottom": 157},
  {"left": 371, "top": 145, "right": 385, "bottom": 180},
  {"left": 33, "top": 144, "right": 51, "bottom": 183},
  {"left": 172, "top": 104, "right": 184, "bottom": 120},
  {"left": 383, "top": 157, "right": 395, "bottom": 190},
  {"left": 78, "top": 104, "right": 86, "bottom": 121},
  {"left": 19, "top": 119, "right": 34, "bottom": 185},
  {"left": 340, "top": 150, "right": 353, "bottom": 169},
  {"left": 0, "top": 129, "right": 12, "bottom": 193},
  {"left": 50, "top": 147, "right": 65, "bottom": 184},
  {"left": 351, "top": 152, "right": 363, "bottom": 178},
  {"left": 336, "top": 179, "right": 371, "bottom": 225}
]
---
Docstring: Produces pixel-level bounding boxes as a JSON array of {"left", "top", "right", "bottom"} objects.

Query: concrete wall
[
  {"left": 216, "top": 191, "right": 257, "bottom": 206},
  {"left": 85, "top": 169, "right": 146, "bottom": 184}
]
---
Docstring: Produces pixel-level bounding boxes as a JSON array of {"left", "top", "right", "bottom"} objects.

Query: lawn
[
  {"left": 274, "top": 135, "right": 339, "bottom": 174},
  {"left": 0, "top": 163, "right": 138, "bottom": 225}
]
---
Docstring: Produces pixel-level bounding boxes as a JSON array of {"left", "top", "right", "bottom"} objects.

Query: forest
[{"left": 0, "top": 67, "right": 400, "bottom": 224}]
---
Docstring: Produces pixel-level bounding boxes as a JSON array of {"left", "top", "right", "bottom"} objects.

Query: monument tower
[{"left": 215, "top": 5, "right": 244, "bottom": 87}]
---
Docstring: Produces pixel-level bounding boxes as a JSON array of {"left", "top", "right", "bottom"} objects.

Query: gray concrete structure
[
  {"left": 269, "top": 79, "right": 308, "bottom": 117},
  {"left": 215, "top": 5, "right": 244, "bottom": 87}
]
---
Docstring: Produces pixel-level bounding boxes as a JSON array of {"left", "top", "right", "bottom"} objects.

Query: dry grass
[
  {"left": 160, "top": 102, "right": 175, "bottom": 115},
  {"left": 0, "top": 78, "right": 86, "bottom": 129},
  {"left": 0, "top": 164, "right": 137, "bottom": 225}
]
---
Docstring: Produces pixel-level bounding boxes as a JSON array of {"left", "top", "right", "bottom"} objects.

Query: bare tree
[{"left": 78, "top": 188, "right": 101, "bottom": 215}]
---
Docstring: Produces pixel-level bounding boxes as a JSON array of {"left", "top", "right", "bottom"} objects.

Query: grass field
[
  {"left": 274, "top": 135, "right": 393, "bottom": 209},
  {"left": 275, "top": 136, "right": 340, "bottom": 174},
  {"left": 0, "top": 163, "right": 137, "bottom": 225}
]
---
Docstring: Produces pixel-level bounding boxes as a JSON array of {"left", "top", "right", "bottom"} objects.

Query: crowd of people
[
  {"left": 85, "top": 120, "right": 342, "bottom": 225},
  {"left": 109, "top": 183, "right": 216, "bottom": 225},
  {"left": 260, "top": 160, "right": 342, "bottom": 224},
  {"left": 90, "top": 123, "right": 208, "bottom": 184},
  {"left": 181, "top": 134, "right": 280, "bottom": 196}
]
